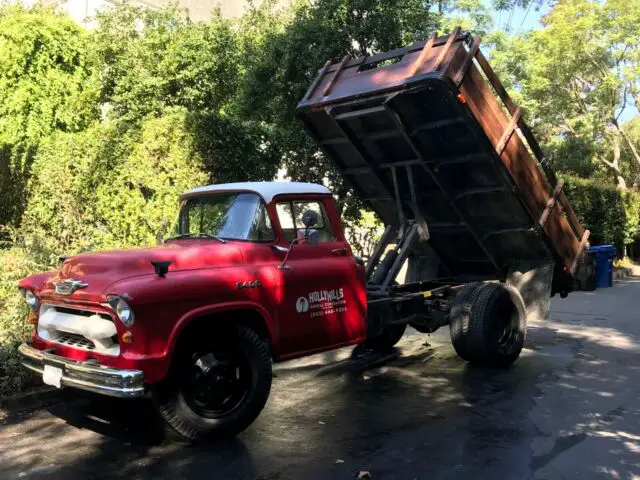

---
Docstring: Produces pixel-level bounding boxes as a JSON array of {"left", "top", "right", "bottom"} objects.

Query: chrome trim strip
[{"left": 18, "top": 343, "right": 144, "bottom": 399}]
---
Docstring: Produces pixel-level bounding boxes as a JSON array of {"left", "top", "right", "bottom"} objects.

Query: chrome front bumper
[{"left": 19, "top": 343, "right": 145, "bottom": 399}]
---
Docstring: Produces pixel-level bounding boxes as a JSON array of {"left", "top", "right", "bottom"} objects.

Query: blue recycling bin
[{"left": 587, "top": 245, "right": 616, "bottom": 288}]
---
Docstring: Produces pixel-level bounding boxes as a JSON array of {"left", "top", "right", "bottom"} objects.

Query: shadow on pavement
[{"left": 2, "top": 282, "right": 640, "bottom": 479}]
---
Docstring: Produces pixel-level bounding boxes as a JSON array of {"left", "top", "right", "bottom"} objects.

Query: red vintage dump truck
[{"left": 18, "top": 29, "right": 588, "bottom": 441}]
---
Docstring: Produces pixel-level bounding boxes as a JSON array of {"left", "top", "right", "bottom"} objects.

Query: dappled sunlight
[{"left": 542, "top": 318, "right": 639, "bottom": 352}]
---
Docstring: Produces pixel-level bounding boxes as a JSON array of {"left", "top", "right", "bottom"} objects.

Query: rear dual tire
[{"left": 449, "top": 282, "right": 525, "bottom": 368}]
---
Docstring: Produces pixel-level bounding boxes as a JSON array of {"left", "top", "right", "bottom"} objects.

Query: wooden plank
[
  {"left": 473, "top": 47, "right": 557, "bottom": 184},
  {"left": 538, "top": 179, "right": 564, "bottom": 228},
  {"left": 433, "top": 26, "right": 461, "bottom": 72},
  {"left": 474, "top": 49, "right": 517, "bottom": 113},
  {"left": 558, "top": 189, "right": 586, "bottom": 238},
  {"left": 570, "top": 229, "right": 591, "bottom": 275},
  {"left": 323, "top": 55, "right": 349, "bottom": 97},
  {"left": 301, "top": 60, "right": 331, "bottom": 103},
  {"left": 410, "top": 33, "right": 436, "bottom": 77},
  {"left": 472, "top": 46, "right": 560, "bottom": 193},
  {"left": 458, "top": 58, "right": 580, "bottom": 268},
  {"left": 495, "top": 107, "right": 522, "bottom": 156},
  {"left": 517, "top": 120, "right": 545, "bottom": 163},
  {"left": 327, "top": 33, "right": 465, "bottom": 74},
  {"left": 454, "top": 36, "right": 482, "bottom": 86}
]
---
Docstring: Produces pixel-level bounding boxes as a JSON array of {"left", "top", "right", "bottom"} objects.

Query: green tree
[
  {"left": 91, "top": 3, "right": 281, "bottom": 184},
  {"left": 20, "top": 109, "right": 210, "bottom": 258},
  {"left": 489, "top": 0, "right": 640, "bottom": 188},
  {"left": 93, "top": 4, "right": 240, "bottom": 122},
  {"left": 439, "top": 0, "right": 493, "bottom": 36},
  {"left": 0, "top": 4, "right": 99, "bottom": 227},
  {"left": 235, "top": 0, "right": 440, "bottom": 218},
  {"left": 95, "top": 109, "right": 209, "bottom": 248}
]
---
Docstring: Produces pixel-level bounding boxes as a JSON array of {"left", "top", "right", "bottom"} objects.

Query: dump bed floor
[{"left": 297, "top": 31, "right": 587, "bottom": 284}]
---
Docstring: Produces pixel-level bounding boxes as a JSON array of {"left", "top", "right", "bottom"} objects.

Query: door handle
[{"left": 331, "top": 248, "right": 348, "bottom": 256}]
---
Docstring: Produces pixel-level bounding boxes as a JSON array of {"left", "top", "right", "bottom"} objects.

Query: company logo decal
[
  {"left": 296, "top": 297, "right": 309, "bottom": 313},
  {"left": 296, "top": 288, "right": 347, "bottom": 317}
]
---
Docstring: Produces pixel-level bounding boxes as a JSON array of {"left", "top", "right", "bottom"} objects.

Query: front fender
[{"left": 166, "top": 301, "right": 277, "bottom": 359}]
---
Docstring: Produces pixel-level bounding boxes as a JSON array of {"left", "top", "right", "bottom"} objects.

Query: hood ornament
[{"left": 54, "top": 279, "right": 89, "bottom": 295}]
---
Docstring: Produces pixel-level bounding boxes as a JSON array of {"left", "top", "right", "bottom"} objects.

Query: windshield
[{"left": 168, "top": 193, "right": 274, "bottom": 242}]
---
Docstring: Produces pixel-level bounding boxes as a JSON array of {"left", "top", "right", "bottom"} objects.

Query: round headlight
[
  {"left": 23, "top": 289, "right": 39, "bottom": 311},
  {"left": 107, "top": 295, "right": 134, "bottom": 327}
]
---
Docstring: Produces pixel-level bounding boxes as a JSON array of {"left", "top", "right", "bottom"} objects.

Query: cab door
[{"left": 272, "top": 196, "right": 367, "bottom": 358}]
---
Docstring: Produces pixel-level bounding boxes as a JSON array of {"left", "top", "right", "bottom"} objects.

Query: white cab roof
[{"left": 181, "top": 182, "right": 332, "bottom": 203}]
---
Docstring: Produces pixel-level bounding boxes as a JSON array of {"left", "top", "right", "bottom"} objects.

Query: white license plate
[{"left": 42, "top": 365, "right": 63, "bottom": 388}]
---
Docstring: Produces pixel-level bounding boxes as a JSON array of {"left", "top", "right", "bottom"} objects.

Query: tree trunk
[
  {"left": 598, "top": 135, "right": 627, "bottom": 189},
  {"left": 613, "top": 117, "right": 640, "bottom": 172}
]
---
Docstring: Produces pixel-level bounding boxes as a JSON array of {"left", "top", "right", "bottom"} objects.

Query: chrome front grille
[
  {"left": 38, "top": 304, "right": 120, "bottom": 356},
  {"left": 55, "top": 333, "right": 96, "bottom": 351}
]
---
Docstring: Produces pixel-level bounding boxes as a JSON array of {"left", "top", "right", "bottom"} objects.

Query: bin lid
[{"left": 587, "top": 245, "right": 617, "bottom": 255}]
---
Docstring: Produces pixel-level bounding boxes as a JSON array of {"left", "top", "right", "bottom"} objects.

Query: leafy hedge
[
  {"left": 562, "top": 175, "right": 640, "bottom": 255},
  {"left": 0, "top": 247, "right": 44, "bottom": 398}
]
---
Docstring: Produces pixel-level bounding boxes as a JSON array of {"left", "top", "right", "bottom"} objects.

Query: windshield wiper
[{"left": 165, "top": 233, "right": 227, "bottom": 243}]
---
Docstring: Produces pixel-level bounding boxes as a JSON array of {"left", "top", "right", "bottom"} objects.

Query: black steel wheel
[
  {"left": 153, "top": 325, "right": 272, "bottom": 441},
  {"left": 181, "top": 348, "right": 250, "bottom": 419}
]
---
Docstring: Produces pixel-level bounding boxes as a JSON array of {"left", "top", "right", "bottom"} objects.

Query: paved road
[{"left": 1, "top": 280, "right": 639, "bottom": 479}]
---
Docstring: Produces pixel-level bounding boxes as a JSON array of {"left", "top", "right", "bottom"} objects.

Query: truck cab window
[
  {"left": 173, "top": 193, "right": 274, "bottom": 241},
  {"left": 276, "top": 200, "right": 335, "bottom": 244}
]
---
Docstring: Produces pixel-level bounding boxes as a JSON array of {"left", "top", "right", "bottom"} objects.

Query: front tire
[
  {"left": 449, "top": 282, "right": 525, "bottom": 368},
  {"left": 153, "top": 325, "right": 272, "bottom": 441}
]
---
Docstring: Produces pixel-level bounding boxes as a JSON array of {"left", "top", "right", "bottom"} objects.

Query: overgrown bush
[
  {"left": 94, "top": 109, "right": 209, "bottom": 248},
  {"left": 0, "top": 4, "right": 99, "bottom": 227},
  {"left": 0, "top": 247, "right": 44, "bottom": 398},
  {"left": 562, "top": 176, "right": 640, "bottom": 255},
  {"left": 20, "top": 108, "right": 209, "bottom": 258}
]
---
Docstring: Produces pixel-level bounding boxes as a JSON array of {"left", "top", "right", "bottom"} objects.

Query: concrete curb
[{"left": 614, "top": 267, "right": 633, "bottom": 280}]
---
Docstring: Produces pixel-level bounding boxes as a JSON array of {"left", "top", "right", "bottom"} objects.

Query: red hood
[{"left": 37, "top": 241, "right": 245, "bottom": 301}]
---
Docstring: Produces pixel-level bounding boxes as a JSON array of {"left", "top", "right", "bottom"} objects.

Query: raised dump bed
[{"left": 296, "top": 28, "right": 589, "bottom": 294}]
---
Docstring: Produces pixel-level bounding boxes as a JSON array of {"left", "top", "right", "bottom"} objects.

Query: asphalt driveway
[{"left": 1, "top": 279, "right": 639, "bottom": 479}]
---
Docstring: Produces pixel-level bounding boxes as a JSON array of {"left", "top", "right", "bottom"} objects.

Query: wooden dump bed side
[{"left": 296, "top": 29, "right": 588, "bottom": 289}]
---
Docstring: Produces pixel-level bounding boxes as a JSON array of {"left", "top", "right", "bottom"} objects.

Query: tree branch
[{"left": 612, "top": 116, "right": 640, "bottom": 171}]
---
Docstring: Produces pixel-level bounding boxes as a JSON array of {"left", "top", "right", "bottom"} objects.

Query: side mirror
[
  {"left": 156, "top": 217, "right": 169, "bottom": 245},
  {"left": 276, "top": 237, "right": 303, "bottom": 270}
]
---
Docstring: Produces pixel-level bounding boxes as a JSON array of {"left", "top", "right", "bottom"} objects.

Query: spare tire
[{"left": 449, "top": 282, "right": 526, "bottom": 368}]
